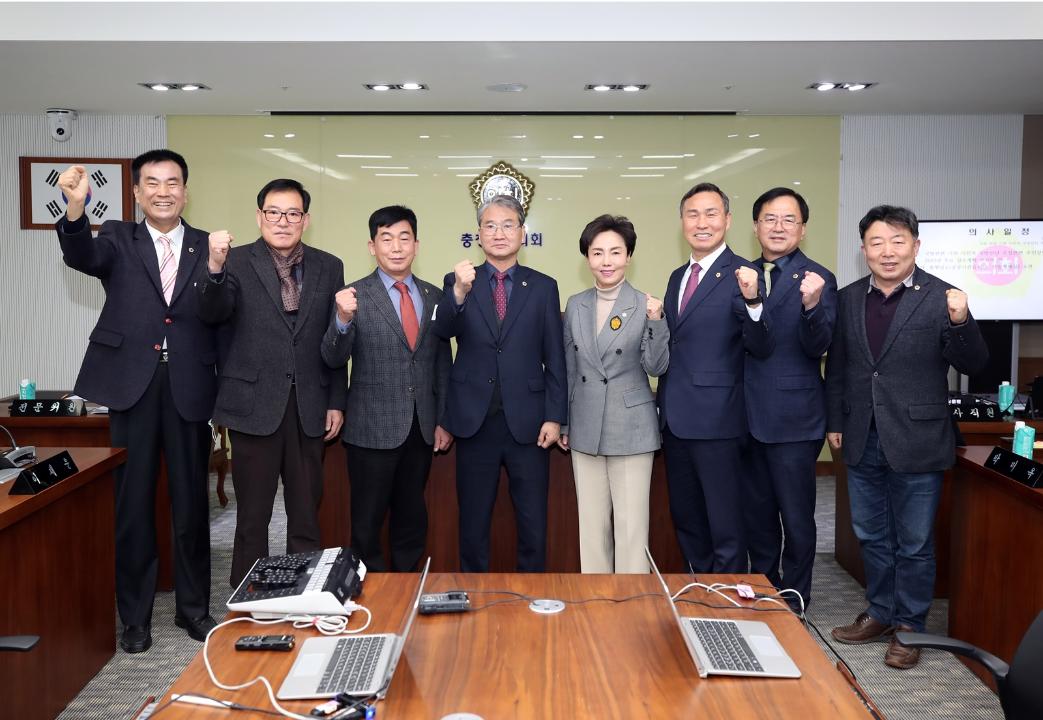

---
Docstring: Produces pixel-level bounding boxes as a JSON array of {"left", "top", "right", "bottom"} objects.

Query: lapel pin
[
  {"left": 914, "top": 284, "right": 921, "bottom": 290},
  {"left": 715, "top": 272, "right": 721, "bottom": 278},
  {"left": 188, "top": 247, "right": 195, "bottom": 253},
  {"left": 610, "top": 316, "right": 622, "bottom": 331},
  {"left": 792, "top": 273, "right": 799, "bottom": 279},
  {"left": 522, "top": 281, "right": 528, "bottom": 287}
]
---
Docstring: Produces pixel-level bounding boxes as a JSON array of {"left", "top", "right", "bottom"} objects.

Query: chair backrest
[
  {"left": 1030, "top": 377, "right": 1043, "bottom": 419},
  {"left": 1001, "top": 610, "right": 1043, "bottom": 720}
]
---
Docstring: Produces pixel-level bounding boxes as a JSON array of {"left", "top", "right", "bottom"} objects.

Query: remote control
[
  {"left": 234, "top": 634, "right": 295, "bottom": 651},
  {"left": 419, "top": 591, "right": 471, "bottom": 614}
]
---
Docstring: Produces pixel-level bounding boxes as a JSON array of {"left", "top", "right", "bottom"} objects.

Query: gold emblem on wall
[{"left": 469, "top": 161, "right": 534, "bottom": 212}]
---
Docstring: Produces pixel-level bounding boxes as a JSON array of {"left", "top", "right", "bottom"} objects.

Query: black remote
[
  {"left": 419, "top": 591, "right": 471, "bottom": 614},
  {"left": 234, "top": 634, "right": 296, "bottom": 651}
]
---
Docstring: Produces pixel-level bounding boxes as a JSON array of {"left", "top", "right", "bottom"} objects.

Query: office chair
[
  {"left": 0, "top": 636, "right": 39, "bottom": 651},
  {"left": 896, "top": 610, "right": 1043, "bottom": 720},
  {"left": 1029, "top": 376, "right": 1043, "bottom": 419}
]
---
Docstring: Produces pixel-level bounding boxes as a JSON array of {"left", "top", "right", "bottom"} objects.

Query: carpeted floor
[{"left": 59, "top": 475, "right": 1003, "bottom": 719}]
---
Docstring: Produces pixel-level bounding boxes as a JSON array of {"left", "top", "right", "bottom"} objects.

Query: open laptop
[
  {"left": 645, "top": 547, "right": 800, "bottom": 679},
  {"left": 277, "top": 557, "right": 430, "bottom": 700}
]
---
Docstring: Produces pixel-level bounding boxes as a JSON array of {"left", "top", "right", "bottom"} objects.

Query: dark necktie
[
  {"left": 678, "top": 262, "right": 701, "bottom": 314},
  {"left": 493, "top": 271, "right": 508, "bottom": 321},
  {"left": 394, "top": 281, "right": 419, "bottom": 350}
]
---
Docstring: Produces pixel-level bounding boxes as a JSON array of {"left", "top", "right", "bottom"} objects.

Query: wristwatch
[{"left": 744, "top": 294, "right": 764, "bottom": 307}]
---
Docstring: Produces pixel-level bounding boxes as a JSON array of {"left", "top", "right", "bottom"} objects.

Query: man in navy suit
[
  {"left": 56, "top": 151, "right": 218, "bottom": 653},
  {"left": 743, "top": 188, "right": 837, "bottom": 610},
  {"left": 432, "top": 195, "right": 567, "bottom": 572},
  {"left": 659, "top": 182, "right": 773, "bottom": 573}
]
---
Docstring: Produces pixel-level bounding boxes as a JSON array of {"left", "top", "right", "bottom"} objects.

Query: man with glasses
[
  {"left": 743, "top": 187, "right": 837, "bottom": 610},
  {"left": 200, "top": 178, "right": 346, "bottom": 586},
  {"left": 432, "top": 195, "right": 567, "bottom": 572}
]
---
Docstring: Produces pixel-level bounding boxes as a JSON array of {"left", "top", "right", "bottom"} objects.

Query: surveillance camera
[{"left": 46, "top": 108, "right": 77, "bottom": 142}]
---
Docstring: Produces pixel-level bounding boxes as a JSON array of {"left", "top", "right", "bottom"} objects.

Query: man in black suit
[
  {"left": 200, "top": 179, "right": 346, "bottom": 587},
  {"left": 56, "top": 151, "right": 218, "bottom": 653},
  {"left": 432, "top": 195, "right": 567, "bottom": 572}
]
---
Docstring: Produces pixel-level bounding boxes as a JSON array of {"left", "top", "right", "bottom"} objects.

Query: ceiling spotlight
[
  {"left": 419, "top": 135, "right": 430, "bottom": 139},
  {"left": 284, "top": 133, "right": 296, "bottom": 138},
  {"left": 400, "top": 82, "right": 423, "bottom": 91},
  {"left": 808, "top": 81, "right": 875, "bottom": 93},
  {"left": 593, "top": 135, "right": 604, "bottom": 139},
  {"left": 814, "top": 82, "right": 836, "bottom": 91},
  {"left": 263, "top": 133, "right": 275, "bottom": 138},
  {"left": 845, "top": 83, "right": 868, "bottom": 91},
  {"left": 584, "top": 84, "right": 649, "bottom": 92},
  {"left": 370, "top": 84, "right": 391, "bottom": 91},
  {"left": 150, "top": 83, "right": 170, "bottom": 92},
  {"left": 573, "top": 135, "right": 584, "bottom": 139},
  {"left": 592, "top": 85, "right": 611, "bottom": 92},
  {"left": 181, "top": 84, "right": 200, "bottom": 92},
  {"left": 139, "top": 82, "right": 211, "bottom": 92},
  {"left": 622, "top": 85, "right": 642, "bottom": 92},
  {"left": 365, "top": 83, "right": 428, "bottom": 92}
]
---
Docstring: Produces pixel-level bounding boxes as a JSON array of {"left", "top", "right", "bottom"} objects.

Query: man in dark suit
[
  {"left": 321, "top": 205, "right": 452, "bottom": 572},
  {"left": 826, "top": 205, "right": 987, "bottom": 669},
  {"left": 56, "top": 151, "right": 218, "bottom": 653},
  {"left": 659, "top": 182, "right": 773, "bottom": 573},
  {"left": 743, "top": 187, "right": 837, "bottom": 610},
  {"left": 432, "top": 194, "right": 567, "bottom": 572},
  {"left": 200, "top": 179, "right": 346, "bottom": 587}
]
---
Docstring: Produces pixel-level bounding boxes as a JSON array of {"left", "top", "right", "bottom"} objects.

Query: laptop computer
[
  {"left": 645, "top": 547, "right": 800, "bottom": 679},
  {"left": 277, "top": 557, "right": 430, "bottom": 700}
]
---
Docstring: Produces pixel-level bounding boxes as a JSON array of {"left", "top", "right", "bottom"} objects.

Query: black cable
[
  {"left": 674, "top": 597, "right": 792, "bottom": 614},
  {"left": 146, "top": 692, "right": 285, "bottom": 718},
  {"left": 460, "top": 589, "right": 661, "bottom": 611}
]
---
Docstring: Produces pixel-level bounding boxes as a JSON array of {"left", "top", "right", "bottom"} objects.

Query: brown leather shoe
[
  {"left": 884, "top": 627, "right": 921, "bottom": 669},
  {"left": 831, "top": 612, "right": 895, "bottom": 644}
]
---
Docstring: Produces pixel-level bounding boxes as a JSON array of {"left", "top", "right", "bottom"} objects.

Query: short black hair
[
  {"left": 256, "top": 178, "right": 311, "bottom": 213},
  {"left": 858, "top": 205, "right": 919, "bottom": 241},
  {"left": 579, "top": 214, "right": 637, "bottom": 256},
  {"left": 679, "top": 182, "right": 730, "bottom": 216},
  {"left": 752, "top": 187, "right": 810, "bottom": 223},
  {"left": 132, "top": 149, "right": 188, "bottom": 185},
  {"left": 369, "top": 205, "right": 418, "bottom": 240}
]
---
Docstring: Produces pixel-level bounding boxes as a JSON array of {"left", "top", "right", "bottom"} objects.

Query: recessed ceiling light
[
  {"left": 150, "top": 83, "right": 170, "bottom": 92},
  {"left": 337, "top": 154, "right": 392, "bottom": 159},
  {"left": 181, "top": 84, "right": 200, "bottom": 92},
  {"left": 748, "top": 133, "right": 760, "bottom": 138},
  {"left": 139, "top": 82, "right": 211, "bottom": 92},
  {"left": 542, "top": 155, "right": 595, "bottom": 159},
  {"left": 793, "top": 181, "right": 802, "bottom": 185},
  {"left": 418, "top": 135, "right": 430, "bottom": 139},
  {"left": 360, "top": 165, "right": 409, "bottom": 170},
  {"left": 374, "top": 173, "right": 419, "bottom": 177},
  {"left": 585, "top": 84, "right": 648, "bottom": 92},
  {"left": 572, "top": 135, "right": 584, "bottom": 139},
  {"left": 520, "top": 157, "right": 529, "bottom": 162},
  {"left": 845, "top": 83, "right": 868, "bottom": 91},
  {"left": 808, "top": 81, "right": 875, "bottom": 92},
  {"left": 370, "top": 84, "right": 391, "bottom": 92},
  {"left": 593, "top": 135, "right": 605, "bottom": 140},
  {"left": 592, "top": 85, "right": 611, "bottom": 92},
  {"left": 284, "top": 133, "right": 296, "bottom": 139},
  {"left": 400, "top": 82, "right": 423, "bottom": 91},
  {"left": 263, "top": 133, "right": 275, "bottom": 138},
  {"left": 628, "top": 166, "right": 677, "bottom": 170},
  {"left": 620, "top": 173, "right": 664, "bottom": 178},
  {"left": 814, "top": 82, "right": 836, "bottom": 91},
  {"left": 486, "top": 83, "right": 527, "bottom": 93},
  {"left": 622, "top": 85, "right": 642, "bottom": 92},
  {"left": 437, "top": 155, "right": 492, "bottom": 159},
  {"left": 727, "top": 134, "right": 739, "bottom": 138},
  {"left": 642, "top": 154, "right": 684, "bottom": 159},
  {"left": 509, "top": 134, "right": 527, "bottom": 139}
]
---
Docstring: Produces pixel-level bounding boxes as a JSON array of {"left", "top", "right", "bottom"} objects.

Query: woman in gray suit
[{"left": 559, "top": 215, "right": 669, "bottom": 573}]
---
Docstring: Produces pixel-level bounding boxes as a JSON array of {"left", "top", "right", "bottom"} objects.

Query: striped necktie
[{"left": 158, "top": 235, "right": 177, "bottom": 305}]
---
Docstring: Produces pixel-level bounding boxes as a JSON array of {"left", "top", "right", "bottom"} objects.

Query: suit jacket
[
  {"left": 825, "top": 267, "right": 988, "bottom": 473},
  {"left": 57, "top": 216, "right": 218, "bottom": 422},
  {"left": 198, "top": 238, "right": 347, "bottom": 437},
  {"left": 562, "top": 281, "right": 669, "bottom": 456},
  {"left": 658, "top": 246, "right": 773, "bottom": 440},
  {"left": 744, "top": 249, "right": 838, "bottom": 444},
  {"left": 432, "top": 263, "right": 567, "bottom": 443},
  {"left": 320, "top": 269, "right": 451, "bottom": 449}
]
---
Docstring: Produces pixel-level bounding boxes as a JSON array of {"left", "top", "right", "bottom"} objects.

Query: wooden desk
[
  {"left": 0, "top": 405, "right": 173, "bottom": 590},
  {"left": 948, "top": 446, "right": 1043, "bottom": 688},
  {"left": 157, "top": 573, "right": 872, "bottom": 719},
  {"left": 0, "top": 447, "right": 125, "bottom": 720}
]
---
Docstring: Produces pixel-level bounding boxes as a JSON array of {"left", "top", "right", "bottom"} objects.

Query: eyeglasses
[
  {"left": 758, "top": 215, "right": 802, "bottom": 229},
  {"left": 262, "top": 209, "right": 305, "bottom": 224},
  {"left": 479, "top": 221, "right": 520, "bottom": 235}
]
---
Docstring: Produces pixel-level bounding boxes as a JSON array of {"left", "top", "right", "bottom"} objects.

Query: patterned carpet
[{"left": 58, "top": 475, "right": 1003, "bottom": 719}]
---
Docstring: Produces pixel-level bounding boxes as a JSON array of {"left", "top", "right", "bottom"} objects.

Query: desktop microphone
[{"left": 0, "top": 424, "right": 36, "bottom": 469}]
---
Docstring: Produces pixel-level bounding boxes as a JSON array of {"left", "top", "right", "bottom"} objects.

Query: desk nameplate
[{"left": 984, "top": 446, "right": 1043, "bottom": 488}]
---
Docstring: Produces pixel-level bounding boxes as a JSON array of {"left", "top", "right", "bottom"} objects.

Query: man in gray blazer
[
  {"left": 322, "top": 206, "right": 452, "bottom": 572},
  {"left": 825, "top": 205, "right": 988, "bottom": 669},
  {"left": 200, "top": 178, "right": 346, "bottom": 586}
]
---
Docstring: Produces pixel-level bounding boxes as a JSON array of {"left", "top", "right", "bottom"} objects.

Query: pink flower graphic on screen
[{"left": 973, "top": 245, "right": 1023, "bottom": 285}]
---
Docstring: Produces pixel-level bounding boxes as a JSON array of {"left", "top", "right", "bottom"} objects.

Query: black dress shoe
[
  {"left": 120, "top": 624, "right": 152, "bottom": 653},
  {"left": 175, "top": 613, "right": 218, "bottom": 642}
]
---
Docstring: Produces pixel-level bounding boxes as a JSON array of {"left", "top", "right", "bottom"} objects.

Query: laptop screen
[
  {"left": 376, "top": 556, "right": 430, "bottom": 698},
  {"left": 645, "top": 547, "right": 707, "bottom": 677}
]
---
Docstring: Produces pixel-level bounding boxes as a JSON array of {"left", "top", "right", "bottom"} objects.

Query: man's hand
[
  {"left": 335, "top": 287, "right": 358, "bottom": 324},
  {"left": 827, "top": 432, "right": 843, "bottom": 450},
  {"left": 453, "top": 259, "right": 476, "bottom": 305},
  {"left": 646, "top": 294, "right": 664, "bottom": 320},
  {"left": 556, "top": 433, "right": 570, "bottom": 452},
  {"left": 537, "top": 421, "right": 561, "bottom": 449},
  {"left": 208, "top": 230, "right": 234, "bottom": 273},
  {"left": 324, "top": 409, "right": 344, "bottom": 441},
  {"left": 57, "top": 165, "right": 89, "bottom": 221},
  {"left": 433, "top": 425, "right": 454, "bottom": 453},
  {"left": 946, "top": 288, "right": 969, "bottom": 324},
  {"left": 735, "top": 266, "right": 760, "bottom": 301},
  {"left": 800, "top": 270, "right": 826, "bottom": 310}
]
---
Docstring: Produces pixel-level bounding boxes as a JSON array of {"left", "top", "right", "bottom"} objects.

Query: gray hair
[{"left": 477, "top": 194, "right": 526, "bottom": 226}]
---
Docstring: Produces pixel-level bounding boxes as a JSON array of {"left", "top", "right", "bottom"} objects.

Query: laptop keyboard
[
  {"left": 689, "top": 619, "right": 764, "bottom": 673},
  {"left": 317, "top": 636, "right": 388, "bottom": 694}
]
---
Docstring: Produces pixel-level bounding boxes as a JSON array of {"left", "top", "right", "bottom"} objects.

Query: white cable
[
  {"left": 286, "top": 603, "right": 372, "bottom": 636},
  {"left": 670, "top": 582, "right": 742, "bottom": 607}
]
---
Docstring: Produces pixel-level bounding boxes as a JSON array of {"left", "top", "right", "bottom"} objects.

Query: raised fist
[
  {"left": 208, "top": 230, "right": 234, "bottom": 272},
  {"left": 735, "top": 266, "right": 760, "bottom": 301},
  {"left": 646, "top": 294, "right": 664, "bottom": 320},
  {"left": 946, "top": 288, "right": 969, "bottom": 324},
  {"left": 57, "top": 165, "right": 89, "bottom": 220},
  {"left": 800, "top": 270, "right": 825, "bottom": 310},
  {"left": 335, "top": 286, "right": 358, "bottom": 324},
  {"left": 453, "top": 259, "right": 476, "bottom": 304}
]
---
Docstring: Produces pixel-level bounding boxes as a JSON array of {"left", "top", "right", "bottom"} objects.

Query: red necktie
[
  {"left": 678, "top": 262, "right": 701, "bottom": 314},
  {"left": 493, "top": 271, "right": 508, "bottom": 321},
  {"left": 394, "top": 281, "right": 419, "bottom": 350}
]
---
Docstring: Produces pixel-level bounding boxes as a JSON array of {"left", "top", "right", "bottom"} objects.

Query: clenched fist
[
  {"left": 453, "top": 259, "right": 476, "bottom": 305},
  {"left": 735, "top": 266, "right": 760, "bottom": 301},
  {"left": 946, "top": 288, "right": 969, "bottom": 324},
  {"left": 208, "top": 230, "right": 234, "bottom": 273},
  {"left": 335, "top": 286, "right": 358, "bottom": 324},
  {"left": 646, "top": 294, "right": 664, "bottom": 320},
  {"left": 800, "top": 270, "right": 825, "bottom": 310},
  {"left": 57, "top": 165, "right": 90, "bottom": 221}
]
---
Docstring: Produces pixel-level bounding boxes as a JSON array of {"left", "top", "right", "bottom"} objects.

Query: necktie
[
  {"left": 493, "top": 271, "right": 508, "bottom": 321},
  {"left": 763, "top": 261, "right": 776, "bottom": 297},
  {"left": 678, "top": 262, "right": 701, "bottom": 315},
  {"left": 394, "top": 281, "right": 419, "bottom": 350},
  {"left": 158, "top": 235, "right": 177, "bottom": 304}
]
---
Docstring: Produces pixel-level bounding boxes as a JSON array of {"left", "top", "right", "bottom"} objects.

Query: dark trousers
[
  {"left": 744, "top": 437, "right": 822, "bottom": 607},
  {"left": 228, "top": 389, "right": 325, "bottom": 587},
  {"left": 346, "top": 412, "right": 433, "bottom": 572},
  {"left": 662, "top": 428, "right": 746, "bottom": 573},
  {"left": 109, "top": 363, "right": 212, "bottom": 627},
  {"left": 456, "top": 410, "right": 549, "bottom": 572}
]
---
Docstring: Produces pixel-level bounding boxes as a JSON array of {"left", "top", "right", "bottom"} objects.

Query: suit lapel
[
  {"left": 169, "top": 223, "right": 202, "bottom": 306},
  {"left": 677, "top": 247, "right": 732, "bottom": 328},
  {"left": 575, "top": 288, "right": 603, "bottom": 373},
  {"left": 854, "top": 277, "right": 873, "bottom": 364},
  {"left": 249, "top": 239, "right": 294, "bottom": 332},
  {"left": 876, "top": 269, "right": 929, "bottom": 362},
  {"left": 499, "top": 265, "right": 534, "bottom": 340},
  {"left": 598, "top": 281, "right": 638, "bottom": 358},
  {"left": 472, "top": 264, "right": 500, "bottom": 338},
  {"left": 133, "top": 222, "right": 165, "bottom": 300},
  {"left": 415, "top": 278, "right": 437, "bottom": 350},
  {"left": 765, "top": 250, "right": 805, "bottom": 312},
  {"left": 293, "top": 245, "right": 321, "bottom": 336},
  {"left": 368, "top": 271, "right": 411, "bottom": 351}
]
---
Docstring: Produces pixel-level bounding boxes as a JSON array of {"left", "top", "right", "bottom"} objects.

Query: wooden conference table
[
  {"left": 0, "top": 446, "right": 125, "bottom": 720},
  {"left": 157, "top": 573, "right": 873, "bottom": 719}
]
